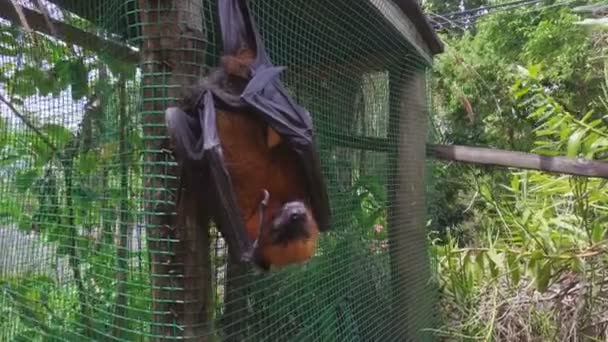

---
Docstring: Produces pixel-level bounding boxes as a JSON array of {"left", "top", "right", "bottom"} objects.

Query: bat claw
[
  {"left": 261, "top": 189, "right": 270, "bottom": 207},
  {"left": 240, "top": 246, "right": 256, "bottom": 263},
  {"left": 239, "top": 191, "right": 269, "bottom": 266},
  {"left": 254, "top": 190, "right": 269, "bottom": 248}
]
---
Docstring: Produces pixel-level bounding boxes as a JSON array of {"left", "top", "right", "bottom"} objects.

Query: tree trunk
[{"left": 136, "top": 0, "right": 211, "bottom": 339}]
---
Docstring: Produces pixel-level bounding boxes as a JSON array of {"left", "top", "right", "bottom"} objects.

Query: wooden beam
[
  {"left": 428, "top": 144, "right": 608, "bottom": 179},
  {"left": 393, "top": 0, "right": 444, "bottom": 55},
  {"left": 0, "top": 0, "right": 138, "bottom": 63},
  {"left": 323, "top": 136, "right": 608, "bottom": 179}
]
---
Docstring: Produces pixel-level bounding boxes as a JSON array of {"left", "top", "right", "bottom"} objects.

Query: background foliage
[{"left": 424, "top": 0, "right": 608, "bottom": 340}]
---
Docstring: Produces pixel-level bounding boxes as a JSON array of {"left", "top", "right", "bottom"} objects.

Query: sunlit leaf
[
  {"left": 528, "top": 64, "right": 542, "bottom": 78},
  {"left": 78, "top": 151, "right": 99, "bottom": 175},
  {"left": 571, "top": 256, "right": 585, "bottom": 273},
  {"left": 510, "top": 175, "right": 520, "bottom": 192},
  {"left": 591, "top": 222, "right": 605, "bottom": 244},
  {"left": 566, "top": 129, "right": 586, "bottom": 157},
  {"left": 529, "top": 250, "right": 544, "bottom": 270},
  {"left": 475, "top": 251, "right": 485, "bottom": 277},
  {"left": 40, "top": 124, "right": 73, "bottom": 150},
  {"left": 506, "top": 253, "right": 521, "bottom": 286}
]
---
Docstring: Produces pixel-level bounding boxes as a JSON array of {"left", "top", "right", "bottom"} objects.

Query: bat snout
[
  {"left": 273, "top": 202, "right": 308, "bottom": 227},
  {"left": 289, "top": 211, "right": 305, "bottom": 222},
  {"left": 285, "top": 203, "right": 307, "bottom": 223},
  {"left": 268, "top": 201, "right": 314, "bottom": 243}
]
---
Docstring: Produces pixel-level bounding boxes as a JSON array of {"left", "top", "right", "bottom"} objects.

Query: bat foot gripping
[{"left": 240, "top": 189, "right": 270, "bottom": 265}]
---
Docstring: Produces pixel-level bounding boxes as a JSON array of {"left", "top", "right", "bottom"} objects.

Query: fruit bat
[{"left": 164, "top": 0, "right": 331, "bottom": 270}]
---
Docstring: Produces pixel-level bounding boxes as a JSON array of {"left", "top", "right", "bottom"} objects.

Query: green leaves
[
  {"left": 41, "top": 124, "right": 73, "bottom": 149},
  {"left": 53, "top": 58, "right": 90, "bottom": 100},
  {"left": 431, "top": 2, "right": 608, "bottom": 339},
  {"left": 514, "top": 65, "right": 608, "bottom": 160},
  {"left": 506, "top": 253, "right": 521, "bottom": 286},
  {"left": 566, "top": 128, "right": 586, "bottom": 157},
  {"left": 15, "top": 169, "right": 40, "bottom": 191},
  {"left": 591, "top": 223, "right": 606, "bottom": 244},
  {"left": 68, "top": 59, "right": 89, "bottom": 100},
  {"left": 77, "top": 151, "right": 99, "bottom": 175},
  {"left": 535, "top": 259, "right": 553, "bottom": 293},
  {"left": 4, "top": 55, "right": 90, "bottom": 99},
  {"left": 99, "top": 51, "right": 136, "bottom": 80},
  {"left": 0, "top": 27, "right": 18, "bottom": 56}
]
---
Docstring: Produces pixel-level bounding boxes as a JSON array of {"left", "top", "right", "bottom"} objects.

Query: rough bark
[{"left": 137, "top": 0, "right": 211, "bottom": 339}]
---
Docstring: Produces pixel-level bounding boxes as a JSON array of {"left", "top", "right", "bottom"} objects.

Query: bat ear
[{"left": 267, "top": 126, "right": 282, "bottom": 148}]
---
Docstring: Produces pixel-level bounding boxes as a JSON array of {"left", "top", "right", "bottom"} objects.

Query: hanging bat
[
  {"left": 213, "top": 102, "right": 321, "bottom": 270},
  {"left": 164, "top": 0, "right": 330, "bottom": 270}
]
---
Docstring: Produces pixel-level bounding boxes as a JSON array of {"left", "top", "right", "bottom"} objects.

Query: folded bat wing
[{"left": 166, "top": 0, "right": 331, "bottom": 263}]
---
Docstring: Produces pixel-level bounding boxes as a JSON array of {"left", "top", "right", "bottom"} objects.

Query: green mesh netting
[{"left": 0, "top": 0, "right": 439, "bottom": 340}]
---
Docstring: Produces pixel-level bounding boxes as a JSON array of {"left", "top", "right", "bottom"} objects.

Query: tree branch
[
  {"left": 0, "top": 0, "right": 138, "bottom": 63},
  {"left": 0, "top": 92, "right": 57, "bottom": 151},
  {"left": 33, "top": 0, "right": 58, "bottom": 37},
  {"left": 8, "top": 0, "right": 32, "bottom": 32}
]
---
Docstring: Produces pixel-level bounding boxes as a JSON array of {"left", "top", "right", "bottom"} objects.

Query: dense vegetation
[{"left": 425, "top": 0, "right": 608, "bottom": 340}]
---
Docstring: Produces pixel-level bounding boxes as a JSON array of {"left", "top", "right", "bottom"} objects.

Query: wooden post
[
  {"left": 136, "top": 0, "right": 211, "bottom": 340},
  {"left": 387, "top": 65, "right": 436, "bottom": 341}
]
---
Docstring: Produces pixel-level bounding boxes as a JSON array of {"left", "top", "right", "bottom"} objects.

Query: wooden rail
[{"left": 428, "top": 144, "right": 608, "bottom": 179}]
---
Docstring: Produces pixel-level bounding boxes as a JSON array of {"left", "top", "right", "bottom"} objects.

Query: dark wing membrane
[
  {"left": 206, "top": 148, "right": 254, "bottom": 262},
  {"left": 219, "top": 0, "right": 257, "bottom": 58},
  {"left": 164, "top": 107, "right": 205, "bottom": 162},
  {"left": 165, "top": 90, "right": 253, "bottom": 263},
  {"left": 200, "top": 91, "right": 253, "bottom": 261},
  {"left": 299, "top": 145, "right": 331, "bottom": 232}
]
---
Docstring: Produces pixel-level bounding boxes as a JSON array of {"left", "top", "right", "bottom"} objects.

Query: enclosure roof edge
[{"left": 393, "top": 0, "right": 444, "bottom": 55}]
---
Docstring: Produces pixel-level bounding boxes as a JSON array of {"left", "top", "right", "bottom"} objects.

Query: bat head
[
  {"left": 269, "top": 201, "right": 313, "bottom": 243},
  {"left": 252, "top": 200, "right": 320, "bottom": 271}
]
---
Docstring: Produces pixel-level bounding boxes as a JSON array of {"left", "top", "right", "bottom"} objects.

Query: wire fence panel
[{"left": 0, "top": 0, "right": 439, "bottom": 340}]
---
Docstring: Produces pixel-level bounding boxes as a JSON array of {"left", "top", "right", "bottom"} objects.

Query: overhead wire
[
  {"left": 429, "top": 0, "right": 580, "bottom": 30},
  {"left": 428, "top": 0, "right": 542, "bottom": 29},
  {"left": 441, "top": 0, "right": 542, "bottom": 18}
]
